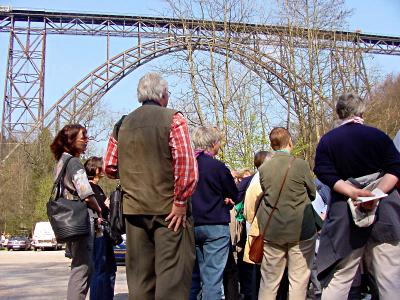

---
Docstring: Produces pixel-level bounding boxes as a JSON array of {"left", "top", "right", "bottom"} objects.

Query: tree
[
  {"left": 269, "top": 0, "right": 371, "bottom": 162},
  {"left": 160, "top": 0, "right": 371, "bottom": 165},
  {"left": 161, "top": 0, "right": 275, "bottom": 168},
  {"left": 365, "top": 74, "right": 400, "bottom": 138}
]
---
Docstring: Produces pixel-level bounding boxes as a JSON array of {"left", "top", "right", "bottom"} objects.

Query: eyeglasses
[
  {"left": 168, "top": 91, "right": 171, "bottom": 97},
  {"left": 77, "top": 135, "right": 90, "bottom": 141}
]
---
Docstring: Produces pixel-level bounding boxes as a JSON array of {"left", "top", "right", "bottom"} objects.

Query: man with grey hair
[
  {"left": 314, "top": 93, "right": 400, "bottom": 300},
  {"left": 104, "top": 72, "right": 198, "bottom": 299}
]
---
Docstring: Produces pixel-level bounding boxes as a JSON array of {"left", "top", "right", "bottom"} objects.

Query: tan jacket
[{"left": 243, "top": 172, "right": 263, "bottom": 264}]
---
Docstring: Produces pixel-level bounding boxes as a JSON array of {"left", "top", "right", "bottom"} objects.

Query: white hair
[
  {"left": 191, "top": 126, "right": 222, "bottom": 151},
  {"left": 336, "top": 93, "right": 366, "bottom": 120},
  {"left": 137, "top": 72, "right": 168, "bottom": 102}
]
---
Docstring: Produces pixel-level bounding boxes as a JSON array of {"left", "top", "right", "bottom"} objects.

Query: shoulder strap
[
  {"left": 54, "top": 156, "right": 74, "bottom": 186},
  {"left": 260, "top": 156, "right": 296, "bottom": 237},
  {"left": 114, "top": 115, "right": 127, "bottom": 140},
  {"left": 51, "top": 156, "right": 74, "bottom": 199}
]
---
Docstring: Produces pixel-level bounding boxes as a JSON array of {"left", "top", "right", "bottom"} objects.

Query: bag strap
[
  {"left": 51, "top": 155, "right": 74, "bottom": 199},
  {"left": 114, "top": 115, "right": 127, "bottom": 141},
  {"left": 260, "top": 156, "right": 296, "bottom": 237}
]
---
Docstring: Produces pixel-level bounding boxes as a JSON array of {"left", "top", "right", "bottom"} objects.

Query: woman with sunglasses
[{"left": 50, "top": 124, "right": 102, "bottom": 300}]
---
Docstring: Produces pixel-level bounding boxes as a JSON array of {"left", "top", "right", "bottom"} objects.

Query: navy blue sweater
[
  {"left": 314, "top": 123, "right": 400, "bottom": 188},
  {"left": 191, "top": 152, "right": 239, "bottom": 225}
]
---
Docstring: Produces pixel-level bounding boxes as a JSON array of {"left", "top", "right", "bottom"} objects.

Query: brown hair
[
  {"left": 84, "top": 156, "right": 103, "bottom": 180},
  {"left": 254, "top": 150, "right": 272, "bottom": 169},
  {"left": 50, "top": 124, "right": 87, "bottom": 160},
  {"left": 269, "top": 127, "right": 291, "bottom": 150}
]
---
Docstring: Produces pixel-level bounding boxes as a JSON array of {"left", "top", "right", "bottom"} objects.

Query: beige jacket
[{"left": 243, "top": 172, "right": 264, "bottom": 264}]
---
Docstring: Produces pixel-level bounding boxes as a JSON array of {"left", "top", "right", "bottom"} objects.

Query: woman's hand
[
  {"left": 348, "top": 188, "right": 374, "bottom": 201},
  {"left": 333, "top": 179, "right": 373, "bottom": 200},
  {"left": 224, "top": 198, "right": 235, "bottom": 206}
]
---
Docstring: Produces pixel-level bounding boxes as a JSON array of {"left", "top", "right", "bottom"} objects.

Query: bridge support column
[{"left": 1, "top": 17, "right": 46, "bottom": 159}]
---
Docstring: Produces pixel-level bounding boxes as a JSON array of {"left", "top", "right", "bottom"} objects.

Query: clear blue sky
[{"left": 0, "top": 0, "right": 399, "bottom": 153}]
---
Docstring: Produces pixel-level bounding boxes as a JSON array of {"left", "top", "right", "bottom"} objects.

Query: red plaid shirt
[{"left": 103, "top": 112, "right": 198, "bottom": 207}]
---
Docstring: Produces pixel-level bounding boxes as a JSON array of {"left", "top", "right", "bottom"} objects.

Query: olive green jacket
[{"left": 258, "top": 152, "right": 316, "bottom": 242}]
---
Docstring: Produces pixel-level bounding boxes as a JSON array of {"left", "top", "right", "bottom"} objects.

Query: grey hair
[
  {"left": 335, "top": 93, "right": 366, "bottom": 119},
  {"left": 137, "top": 72, "right": 168, "bottom": 102},
  {"left": 191, "top": 126, "right": 222, "bottom": 151}
]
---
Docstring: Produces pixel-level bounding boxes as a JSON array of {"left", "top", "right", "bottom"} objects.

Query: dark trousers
[
  {"left": 90, "top": 233, "right": 117, "bottom": 300},
  {"left": 125, "top": 215, "right": 195, "bottom": 300},
  {"left": 238, "top": 259, "right": 261, "bottom": 300},
  {"left": 223, "top": 247, "right": 241, "bottom": 300}
]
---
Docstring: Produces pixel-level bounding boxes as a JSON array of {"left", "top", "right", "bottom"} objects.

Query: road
[{"left": 0, "top": 250, "right": 128, "bottom": 299}]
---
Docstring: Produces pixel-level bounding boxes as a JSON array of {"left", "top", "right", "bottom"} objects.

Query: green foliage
[
  {"left": 32, "top": 175, "right": 54, "bottom": 223},
  {"left": 0, "top": 128, "right": 55, "bottom": 235},
  {"left": 291, "top": 135, "right": 308, "bottom": 159}
]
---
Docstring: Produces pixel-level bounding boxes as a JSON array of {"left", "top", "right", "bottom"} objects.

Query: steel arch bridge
[{"left": 1, "top": 7, "right": 400, "bottom": 162}]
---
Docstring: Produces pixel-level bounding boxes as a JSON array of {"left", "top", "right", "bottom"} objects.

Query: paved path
[{"left": 0, "top": 250, "right": 128, "bottom": 299}]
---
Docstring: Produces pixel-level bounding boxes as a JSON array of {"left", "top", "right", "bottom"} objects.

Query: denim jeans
[
  {"left": 90, "top": 232, "right": 117, "bottom": 300},
  {"left": 190, "top": 224, "right": 230, "bottom": 300}
]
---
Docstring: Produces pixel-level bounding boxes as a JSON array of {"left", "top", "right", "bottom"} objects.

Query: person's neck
[
  {"left": 275, "top": 147, "right": 291, "bottom": 154},
  {"left": 142, "top": 100, "right": 161, "bottom": 106}
]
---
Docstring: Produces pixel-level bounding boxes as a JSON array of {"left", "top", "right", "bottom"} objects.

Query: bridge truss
[{"left": 1, "top": 7, "right": 400, "bottom": 161}]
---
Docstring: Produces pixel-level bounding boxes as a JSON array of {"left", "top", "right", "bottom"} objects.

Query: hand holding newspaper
[{"left": 356, "top": 188, "right": 388, "bottom": 203}]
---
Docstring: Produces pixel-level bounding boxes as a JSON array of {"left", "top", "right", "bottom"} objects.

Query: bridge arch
[{"left": 3, "top": 35, "right": 321, "bottom": 161}]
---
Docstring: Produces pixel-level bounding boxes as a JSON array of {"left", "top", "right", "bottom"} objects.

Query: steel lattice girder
[
  {"left": 1, "top": 19, "right": 45, "bottom": 143},
  {"left": 0, "top": 8, "right": 399, "bottom": 55}
]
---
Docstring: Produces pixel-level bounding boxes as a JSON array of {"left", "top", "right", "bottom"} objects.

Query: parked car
[
  {"left": 31, "top": 221, "right": 61, "bottom": 251},
  {"left": 113, "top": 234, "right": 126, "bottom": 264},
  {"left": 1, "top": 234, "right": 8, "bottom": 248},
  {"left": 7, "top": 236, "right": 31, "bottom": 251}
]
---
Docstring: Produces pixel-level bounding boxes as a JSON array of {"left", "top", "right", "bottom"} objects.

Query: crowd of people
[{"left": 50, "top": 72, "right": 400, "bottom": 300}]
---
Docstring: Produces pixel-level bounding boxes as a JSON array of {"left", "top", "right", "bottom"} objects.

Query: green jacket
[{"left": 258, "top": 152, "right": 316, "bottom": 242}]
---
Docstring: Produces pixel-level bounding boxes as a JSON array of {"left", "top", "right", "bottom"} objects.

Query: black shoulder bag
[
  {"left": 47, "top": 156, "right": 90, "bottom": 243},
  {"left": 108, "top": 115, "right": 126, "bottom": 245},
  {"left": 109, "top": 184, "right": 125, "bottom": 245}
]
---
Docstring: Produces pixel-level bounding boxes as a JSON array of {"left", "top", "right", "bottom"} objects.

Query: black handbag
[
  {"left": 109, "top": 184, "right": 125, "bottom": 245},
  {"left": 107, "top": 115, "right": 126, "bottom": 245},
  {"left": 47, "top": 156, "right": 90, "bottom": 243}
]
